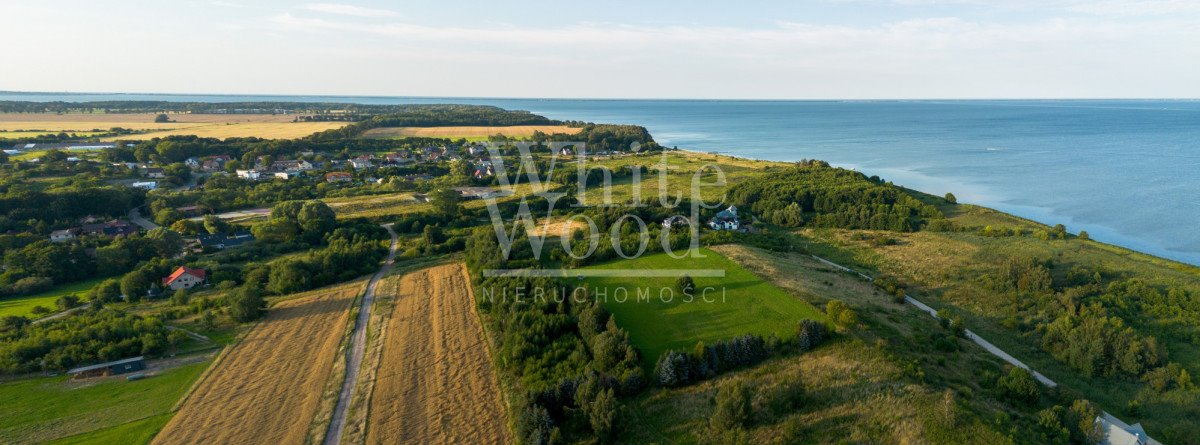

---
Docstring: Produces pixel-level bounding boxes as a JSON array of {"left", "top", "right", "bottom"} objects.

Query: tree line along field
[
  {"left": 581, "top": 248, "right": 826, "bottom": 370},
  {"left": 361, "top": 125, "right": 581, "bottom": 139},
  {"left": 364, "top": 263, "right": 512, "bottom": 444},
  {"left": 152, "top": 280, "right": 367, "bottom": 445}
]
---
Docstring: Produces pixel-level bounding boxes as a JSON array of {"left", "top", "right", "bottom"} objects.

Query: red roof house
[{"left": 163, "top": 266, "right": 206, "bottom": 291}]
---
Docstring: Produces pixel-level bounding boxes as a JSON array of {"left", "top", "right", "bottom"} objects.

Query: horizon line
[{"left": 2, "top": 89, "right": 1199, "bottom": 103}]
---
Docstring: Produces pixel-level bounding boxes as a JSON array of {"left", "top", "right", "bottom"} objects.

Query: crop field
[
  {"left": 152, "top": 280, "right": 366, "bottom": 445},
  {"left": 0, "top": 361, "right": 209, "bottom": 444},
  {"left": 0, "top": 278, "right": 102, "bottom": 318},
  {"left": 361, "top": 125, "right": 580, "bottom": 139},
  {"left": 0, "top": 130, "right": 102, "bottom": 139},
  {"left": 0, "top": 113, "right": 347, "bottom": 140},
  {"left": 365, "top": 264, "right": 511, "bottom": 444},
  {"left": 323, "top": 193, "right": 430, "bottom": 219},
  {"left": 571, "top": 151, "right": 784, "bottom": 205},
  {"left": 580, "top": 248, "right": 824, "bottom": 369}
]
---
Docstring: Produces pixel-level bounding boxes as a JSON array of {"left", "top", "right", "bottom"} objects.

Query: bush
[
  {"left": 676, "top": 275, "right": 695, "bottom": 294},
  {"left": 825, "top": 300, "right": 858, "bottom": 330},
  {"left": 229, "top": 286, "right": 264, "bottom": 322},
  {"left": 11, "top": 276, "right": 53, "bottom": 295},
  {"left": 711, "top": 381, "right": 753, "bottom": 431},
  {"left": 88, "top": 279, "right": 122, "bottom": 303},
  {"left": 55, "top": 294, "right": 81, "bottom": 311},
  {"left": 654, "top": 350, "right": 691, "bottom": 387},
  {"left": 796, "top": 319, "right": 827, "bottom": 351},
  {"left": 997, "top": 367, "right": 1040, "bottom": 406},
  {"left": 766, "top": 378, "right": 806, "bottom": 415}
]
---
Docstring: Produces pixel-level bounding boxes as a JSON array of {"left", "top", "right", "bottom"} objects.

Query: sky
[{"left": 2, "top": 0, "right": 1199, "bottom": 99}]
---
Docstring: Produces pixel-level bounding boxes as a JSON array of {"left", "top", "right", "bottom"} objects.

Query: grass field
[
  {"left": 152, "top": 280, "right": 366, "bottom": 445},
  {"left": 0, "top": 361, "right": 209, "bottom": 444},
  {"left": 323, "top": 192, "right": 430, "bottom": 219},
  {"left": 581, "top": 248, "right": 824, "bottom": 369},
  {"left": 361, "top": 125, "right": 580, "bottom": 139},
  {"left": 365, "top": 264, "right": 512, "bottom": 444},
  {"left": 0, "top": 278, "right": 102, "bottom": 318}
]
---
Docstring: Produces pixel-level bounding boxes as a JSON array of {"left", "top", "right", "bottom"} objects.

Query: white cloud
[{"left": 302, "top": 3, "right": 400, "bottom": 18}]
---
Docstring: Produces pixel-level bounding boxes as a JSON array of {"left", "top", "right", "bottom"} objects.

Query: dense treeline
[
  {"left": 0, "top": 100, "right": 428, "bottom": 115},
  {"left": 308, "top": 105, "right": 561, "bottom": 141},
  {"left": 0, "top": 185, "right": 143, "bottom": 233},
  {"left": 0, "top": 308, "right": 178, "bottom": 373},
  {"left": 727, "top": 161, "right": 942, "bottom": 231},
  {"left": 1, "top": 230, "right": 178, "bottom": 297}
]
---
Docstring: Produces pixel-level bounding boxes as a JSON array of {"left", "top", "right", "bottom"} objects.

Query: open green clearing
[
  {"left": 0, "top": 361, "right": 209, "bottom": 444},
  {"left": 47, "top": 413, "right": 173, "bottom": 445},
  {"left": 581, "top": 248, "right": 824, "bottom": 369},
  {"left": 0, "top": 278, "right": 102, "bottom": 318}
]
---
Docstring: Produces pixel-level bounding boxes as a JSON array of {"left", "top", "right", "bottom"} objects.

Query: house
[
  {"left": 708, "top": 206, "right": 741, "bottom": 231},
  {"left": 162, "top": 266, "right": 206, "bottom": 290},
  {"left": 270, "top": 159, "right": 313, "bottom": 172},
  {"left": 274, "top": 172, "right": 293, "bottom": 180},
  {"left": 131, "top": 181, "right": 157, "bottom": 190},
  {"left": 80, "top": 220, "right": 137, "bottom": 238},
  {"left": 350, "top": 155, "right": 373, "bottom": 169},
  {"left": 50, "top": 228, "right": 80, "bottom": 243},
  {"left": 236, "top": 169, "right": 263, "bottom": 180},
  {"left": 184, "top": 157, "right": 200, "bottom": 169},
  {"left": 384, "top": 153, "right": 414, "bottom": 165},
  {"left": 143, "top": 167, "right": 165, "bottom": 179},
  {"left": 196, "top": 232, "right": 256, "bottom": 250},
  {"left": 662, "top": 215, "right": 693, "bottom": 229},
  {"left": 201, "top": 155, "right": 231, "bottom": 172},
  {"left": 1095, "top": 413, "right": 1162, "bottom": 445},
  {"left": 326, "top": 171, "right": 353, "bottom": 182},
  {"left": 66, "top": 356, "right": 145, "bottom": 379}
]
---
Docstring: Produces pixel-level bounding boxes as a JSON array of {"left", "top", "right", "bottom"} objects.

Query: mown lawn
[
  {"left": 47, "top": 413, "right": 173, "bottom": 445},
  {"left": 581, "top": 248, "right": 824, "bottom": 369},
  {"left": 0, "top": 361, "right": 209, "bottom": 444},
  {"left": 0, "top": 278, "right": 103, "bottom": 318}
]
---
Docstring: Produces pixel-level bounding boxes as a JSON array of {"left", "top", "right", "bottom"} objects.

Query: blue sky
[{"left": 2, "top": 0, "right": 1198, "bottom": 98}]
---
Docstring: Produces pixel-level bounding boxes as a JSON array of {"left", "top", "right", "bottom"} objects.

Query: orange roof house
[{"left": 163, "top": 266, "right": 206, "bottom": 291}]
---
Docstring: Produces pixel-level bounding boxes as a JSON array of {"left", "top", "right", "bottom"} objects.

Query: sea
[{"left": 3, "top": 92, "right": 1198, "bottom": 266}]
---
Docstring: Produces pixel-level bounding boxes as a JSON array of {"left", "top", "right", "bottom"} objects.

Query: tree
[
  {"left": 826, "top": 300, "right": 858, "bottom": 330},
  {"left": 997, "top": 367, "right": 1040, "bottom": 406},
  {"left": 944, "top": 192, "right": 957, "bottom": 204},
  {"left": 710, "top": 381, "right": 753, "bottom": 431},
  {"left": 676, "top": 275, "right": 695, "bottom": 295},
  {"left": 229, "top": 286, "right": 265, "bottom": 322},
  {"left": 154, "top": 113, "right": 171, "bottom": 123},
  {"left": 203, "top": 215, "right": 231, "bottom": 235},
  {"left": 430, "top": 188, "right": 461, "bottom": 218},
  {"left": 171, "top": 288, "right": 191, "bottom": 306},
  {"left": 88, "top": 279, "right": 122, "bottom": 303},
  {"left": 297, "top": 201, "right": 336, "bottom": 239},
  {"left": 589, "top": 388, "right": 618, "bottom": 441},
  {"left": 120, "top": 269, "right": 154, "bottom": 302},
  {"left": 55, "top": 294, "right": 81, "bottom": 311},
  {"left": 1078, "top": 230, "right": 1090, "bottom": 241},
  {"left": 796, "top": 319, "right": 827, "bottom": 351},
  {"left": 267, "top": 260, "right": 310, "bottom": 295},
  {"left": 146, "top": 228, "right": 185, "bottom": 257}
]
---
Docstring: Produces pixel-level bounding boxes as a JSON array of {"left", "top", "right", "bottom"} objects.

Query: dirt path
[
  {"left": 323, "top": 224, "right": 399, "bottom": 445},
  {"left": 365, "top": 263, "right": 512, "bottom": 445}
]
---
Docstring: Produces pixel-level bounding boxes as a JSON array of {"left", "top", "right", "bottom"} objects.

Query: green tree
[
  {"left": 171, "top": 288, "right": 191, "bottom": 306},
  {"left": 676, "top": 275, "right": 695, "bottom": 295},
  {"left": 589, "top": 388, "right": 618, "bottom": 441},
  {"left": 146, "top": 227, "right": 185, "bottom": 257},
  {"left": 711, "top": 381, "right": 753, "bottom": 431},
  {"left": 154, "top": 113, "right": 171, "bottom": 123},
  {"left": 120, "top": 269, "right": 154, "bottom": 302},
  {"left": 88, "top": 279, "right": 122, "bottom": 303},
  {"left": 997, "top": 367, "right": 1040, "bottom": 406},
  {"left": 55, "top": 294, "right": 81, "bottom": 311},
  {"left": 945, "top": 192, "right": 957, "bottom": 204},
  {"left": 267, "top": 260, "right": 310, "bottom": 295},
  {"left": 1078, "top": 230, "right": 1090, "bottom": 241},
  {"left": 297, "top": 201, "right": 337, "bottom": 238},
  {"left": 430, "top": 188, "right": 461, "bottom": 218},
  {"left": 203, "top": 215, "right": 231, "bottom": 235},
  {"left": 229, "top": 286, "right": 265, "bottom": 322}
]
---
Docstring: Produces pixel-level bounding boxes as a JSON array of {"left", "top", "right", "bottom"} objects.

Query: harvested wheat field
[
  {"left": 0, "top": 113, "right": 346, "bottom": 139},
  {"left": 362, "top": 125, "right": 580, "bottom": 139},
  {"left": 153, "top": 280, "right": 366, "bottom": 445},
  {"left": 365, "top": 263, "right": 512, "bottom": 445},
  {"left": 106, "top": 122, "right": 348, "bottom": 141}
]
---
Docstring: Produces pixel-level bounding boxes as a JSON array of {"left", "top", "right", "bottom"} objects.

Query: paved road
[
  {"left": 128, "top": 207, "right": 159, "bottom": 230},
  {"left": 323, "top": 223, "right": 399, "bottom": 445}
]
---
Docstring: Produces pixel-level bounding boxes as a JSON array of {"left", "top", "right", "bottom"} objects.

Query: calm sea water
[{"left": 4, "top": 92, "right": 1198, "bottom": 265}]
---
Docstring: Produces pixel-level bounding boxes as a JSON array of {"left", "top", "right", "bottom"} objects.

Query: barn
[{"left": 66, "top": 356, "right": 146, "bottom": 379}]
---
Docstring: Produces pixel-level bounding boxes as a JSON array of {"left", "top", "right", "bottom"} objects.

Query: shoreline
[{"left": 677, "top": 148, "right": 1200, "bottom": 271}]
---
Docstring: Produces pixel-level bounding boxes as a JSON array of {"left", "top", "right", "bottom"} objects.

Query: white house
[
  {"left": 50, "top": 228, "right": 79, "bottom": 243},
  {"left": 708, "top": 206, "right": 741, "bottom": 231},
  {"left": 236, "top": 169, "right": 263, "bottom": 180},
  {"left": 1095, "top": 413, "right": 1162, "bottom": 445},
  {"left": 131, "top": 181, "right": 157, "bottom": 190},
  {"left": 162, "top": 266, "right": 206, "bottom": 291}
]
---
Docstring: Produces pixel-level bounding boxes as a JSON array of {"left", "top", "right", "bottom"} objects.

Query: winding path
[{"left": 323, "top": 223, "right": 398, "bottom": 445}]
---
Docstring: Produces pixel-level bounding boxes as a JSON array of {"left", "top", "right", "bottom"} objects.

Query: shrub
[
  {"left": 766, "top": 378, "right": 806, "bottom": 415},
  {"left": 11, "top": 276, "right": 53, "bottom": 295},
  {"left": 676, "top": 275, "right": 695, "bottom": 295},
  {"left": 88, "top": 279, "right": 122, "bottom": 303},
  {"left": 711, "top": 381, "right": 753, "bottom": 431},
  {"left": 997, "top": 367, "right": 1040, "bottom": 406},
  {"left": 654, "top": 350, "right": 691, "bottom": 387},
  {"left": 588, "top": 388, "right": 618, "bottom": 441},
  {"left": 54, "top": 294, "right": 81, "bottom": 311},
  {"left": 229, "top": 286, "right": 264, "bottom": 322},
  {"left": 796, "top": 320, "right": 826, "bottom": 351}
]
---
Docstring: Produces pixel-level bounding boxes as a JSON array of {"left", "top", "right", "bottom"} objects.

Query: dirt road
[
  {"left": 323, "top": 224, "right": 398, "bottom": 445},
  {"left": 365, "top": 263, "right": 512, "bottom": 445}
]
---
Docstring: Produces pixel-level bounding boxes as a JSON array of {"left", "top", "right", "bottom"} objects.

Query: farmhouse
[
  {"left": 67, "top": 356, "right": 145, "bottom": 379},
  {"left": 236, "top": 169, "right": 263, "bottom": 180},
  {"left": 50, "top": 228, "right": 80, "bottom": 243},
  {"left": 163, "top": 266, "right": 206, "bottom": 290},
  {"left": 326, "top": 171, "right": 353, "bottom": 182},
  {"left": 143, "top": 167, "right": 165, "bottom": 179},
  {"left": 708, "top": 206, "right": 742, "bottom": 231},
  {"left": 131, "top": 181, "right": 157, "bottom": 190},
  {"left": 80, "top": 220, "right": 137, "bottom": 238},
  {"left": 1095, "top": 413, "right": 1162, "bottom": 445}
]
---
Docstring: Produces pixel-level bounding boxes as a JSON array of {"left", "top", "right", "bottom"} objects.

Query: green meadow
[
  {"left": 0, "top": 278, "right": 102, "bottom": 319},
  {"left": 0, "top": 361, "right": 209, "bottom": 444},
  {"left": 581, "top": 248, "right": 824, "bottom": 369}
]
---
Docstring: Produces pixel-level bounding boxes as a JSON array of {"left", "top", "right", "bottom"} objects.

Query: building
[
  {"left": 162, "top": 266, "right": 206, "bottom": 290},
  {"left": 131, "top": 181, "right": 157, "bottom": 190},
  {"left": 80, "top": 220, "right": 137, "bottom": 238},
  {"left": 1095, "top": 413, "right": 1162, "bottom": 445},
  {"left": 326, "top": 171, "right": 353, "bottom": 182},
  {"left": 196, "top": 232, "right": 256, "bottom": 250},
  {"left": 66, "top": 356, "right": 145, "bottom": 379},
  {"left": 184, "top": 157, "right": 200, "bottom": 169},
  {"left": 236, "top": 169, "right": 263, "bottom": 180},
  {"left": 143, "top": 167, "right": 165, "bottom": 179},
  {"left": 708, "top": 206, "right": 741, "bottom": 231},
  {"left": 270, "top": 159, "right": 313, "bottom": 172},
  {"left": 50, "top": 228, "right": 80, "bottom": 243},
  {"left": 349, "top": 155, "right": 373, "bottom": 169}
]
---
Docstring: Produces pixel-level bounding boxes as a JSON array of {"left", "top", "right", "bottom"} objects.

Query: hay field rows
[
  {"left": 0, "top": 113, "right": 346, "bottom": 140},
  {"left": 362, "top": 125, "right": 580, "bottom": 139},
  {"left": 152, "top": 280, "right": 366, "bottom": 445},
  {"left": 365, "top": 263, "right": 511, "bottom": 444}
]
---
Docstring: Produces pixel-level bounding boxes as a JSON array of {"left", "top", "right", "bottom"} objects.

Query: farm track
[
  {"left": 150, "top": 280, "right": 366, "bottom": 445},
  {"left": 364, "top": 263, "right": 512, "bottom": 445},
  {"left": 323, "top": 224, "right": 398, "bottom": 444}
]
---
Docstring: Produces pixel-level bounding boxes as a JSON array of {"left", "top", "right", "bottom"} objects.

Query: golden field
[
  {"left": 152, "top": 280, "right": 366, "bottom": 445},
  {"left": 0, "top": 113, "right": 347, "bottom": 140},
  {"left": 365, "top": 264, "right": 511, "bottom": 444},
  {"left": 361, "top": 125, "right": 580, "bottom": 139}
]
